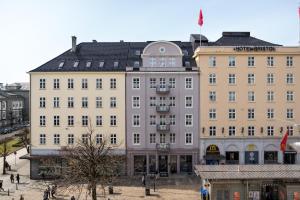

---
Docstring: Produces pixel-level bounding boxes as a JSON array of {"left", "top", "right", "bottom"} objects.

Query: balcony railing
[
  {"left": 156, "top": 124, "right": 170, "bottom": 132},
  {"left": 156, "top": 105, "right": 170, "bottom": 113},
  {"left": 156, "top": 85, "right": 170, "bottom": 94},
  {"left": 156, "top": 143, "right": 170, "bottom": 152}
]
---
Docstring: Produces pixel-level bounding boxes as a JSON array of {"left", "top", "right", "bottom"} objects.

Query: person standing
[
  {"left": 0, "top": 180, "right": 4, "bottom": 191},
  {"left": 16, "top": 174, "right": 20, "bottom": 184},
  {"left": 71, "top": 196, "right": 75, "bottom": 200},
  {"left": 10, "top": 174, "right": 14, "bottom": 183}
]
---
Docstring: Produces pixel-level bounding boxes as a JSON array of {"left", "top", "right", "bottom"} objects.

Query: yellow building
[{"left": 28, "top": 37, "right": 127, "bottom": 179}]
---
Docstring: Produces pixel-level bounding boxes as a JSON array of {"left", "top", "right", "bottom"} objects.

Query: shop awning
[
  {"left": 194, "top": 164, "right": 300, "bottom": 180},
  {"left": 289, "top": 142, "right": 300, "bottom": 153}
]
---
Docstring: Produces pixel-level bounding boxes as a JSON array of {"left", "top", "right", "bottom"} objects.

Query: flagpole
[{"left": 200, "top": 27, "right": 202, "bottom": 48}]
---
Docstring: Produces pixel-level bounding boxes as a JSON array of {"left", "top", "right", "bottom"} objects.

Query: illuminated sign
[
  {"left": 206, "top": 144, "right": 220, "bottom": 154},
  {"left": 233, "top": 46, "right": 276, "bottom": 52}
]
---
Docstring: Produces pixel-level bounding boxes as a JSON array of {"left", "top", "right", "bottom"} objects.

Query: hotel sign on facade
[{"left": 233, "top": 46, "right": 276, "bottom": 52}]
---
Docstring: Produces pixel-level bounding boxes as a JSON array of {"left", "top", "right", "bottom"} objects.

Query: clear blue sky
[{"left": 0, "top": 0, "right": 299, "bottom": 83}]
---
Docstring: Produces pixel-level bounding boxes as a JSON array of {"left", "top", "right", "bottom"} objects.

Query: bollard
[
  {"left": 16, "top": 183, "right": 18, "bottom": 190},
  {"left": 8, "top": 189, "right": 9, "bottom": 196}
]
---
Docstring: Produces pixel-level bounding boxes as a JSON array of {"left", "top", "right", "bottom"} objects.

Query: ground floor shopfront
[
  {"left": 127, "top": 149, "right": 199, "bottom": 176},
  {"left": 199, "top": 138, "right": 300, "bottom": 165}
]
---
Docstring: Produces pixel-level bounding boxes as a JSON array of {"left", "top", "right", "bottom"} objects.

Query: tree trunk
[
  {"left": 2, "top": 141, "right": 7, "bottom": 174},
  {"left": 2, "top": 156, "right": 6, "bottom": 175},
  {"left": 92, "top": 184, "right": 97, "bottom": 200}
]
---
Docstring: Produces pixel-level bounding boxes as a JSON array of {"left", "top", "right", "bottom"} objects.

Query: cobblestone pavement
[{"left": 0, "top": 149, "right": 201, "bottom": 200}]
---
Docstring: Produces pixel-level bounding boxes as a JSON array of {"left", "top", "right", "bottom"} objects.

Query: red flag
[
  {"left": 198, "top": 9, "right": 203, "bottom": 26},
  {"left": 280, "top": 130, "right": 289, "bottom": 152}
]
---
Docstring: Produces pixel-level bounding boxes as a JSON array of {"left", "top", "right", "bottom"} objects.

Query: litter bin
[
  {"left": 109, "top": 186, "right": 113, "bottom": 194},
  {"left": 145, "top": 187, "right": 150, "bottom": 196}
]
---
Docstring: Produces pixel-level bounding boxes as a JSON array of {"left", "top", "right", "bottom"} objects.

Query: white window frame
[
  {"left": 185, "top": 114, "right": 193, "bottom": 127},
  {"left": 132, "top": 96, "right": 140, "bottom": 108},
  {"left": 185, "top": 96, "right": 193, "bottom": 108},
  {"left": 185, "top": 132, "right": 193, "bottom": 145},
  {"left": 133, "top": 133, "right": 140, "bottom": 145},
  {"left": 132, "top": 77, "right": 140, "bottom": 89},
  {"left": 132, "top": 114, "right": 140, "bottom": 127},
  {"left": 185, "top": 77, "right": 193, "bottom": 89}
]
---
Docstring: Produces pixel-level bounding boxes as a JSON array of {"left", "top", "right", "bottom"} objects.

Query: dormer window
[
  {"left": 73, "top": 61, "right": 79, "bottom": 67},
  {"left": 183, "top": 49, "right": 189, "bottom": 56},
  {"left": 185, "top": 61, "right": 190, "bottom": 67},
  {"left": 99, "top": 61, "right": 105, "bottom": 67},
  {"left": 86, "top": 61, "right": 92, "bottom": 67},
  {"left": 135, "top": 50, "right": 141, "bottom": 56},
  {"left": 114, "top": 61, "right": 119, "bottom": 68},
  {"left": 134, "top": 61, "right": 140, "bottom": 67},
  {"left": 58, "top": 61, "right": 65, "bottom": 68}
]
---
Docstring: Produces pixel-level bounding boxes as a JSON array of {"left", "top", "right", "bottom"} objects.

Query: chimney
[{"left": 71, "top": 36, "right": 77, "bottom": 52}]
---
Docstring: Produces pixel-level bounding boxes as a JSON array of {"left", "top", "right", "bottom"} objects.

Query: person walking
[
  {"left": 10, "top": 174, "right": 14, "bottom": 183},
  {"left": 16, "top": 174, "right": 20, "bottom": 184},
  {"left": 19, "top": 194, "right": 24, "bottom": 200},
  {"left": 43, "top": 190, "right": 49, "bottom": 200},
  {"left": 70, "top": 196, "right": 75, "bottom": 200},
  {"left": 0, "top": 180, "right": 4, "bottom": 191},
  {"left": 47, "top": 185, "right": 51, "bottom": 198}
]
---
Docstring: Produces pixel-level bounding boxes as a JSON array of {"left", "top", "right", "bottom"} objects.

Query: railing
[
  {"left": 156, "top": 105, "right": 170, "bottom": 112},
  {"left": 156, "top": 143, "right": 170, "bottom": 151},
  {"left": 156, "top": 85, "right": 170, "bottom": 93},
  {"left": 156, "top": 124, "right": 170, "bottom": 132}
]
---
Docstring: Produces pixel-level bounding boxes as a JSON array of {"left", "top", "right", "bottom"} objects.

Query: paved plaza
[{"left": 0, "top": 148, "right": 201, "bottom": 200}]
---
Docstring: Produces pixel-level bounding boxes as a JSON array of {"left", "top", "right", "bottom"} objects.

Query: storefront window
[
  {"left": 284, "top": 152, "right": 296, "bottom": 164},
  {"left": 134, "top": 155, "right": 146, "bottom": 174},
  {"left": 180, "top": 155, "right": 192, "bottom": 173},
  {"left": 149, "top": 155, "right": 156, "bottom": 173},
  {"left": 225, "top": 151, "right": 239, "bottom": 164},
  {"left": 264, "top": 151, "right": 278, "bottom": 164},
  {"left": 206, "top": 144, "right": 220, "bottom": 165},
  {"left": 245, "top": 151, "right": 259, "bottom": 164},
  {"left": 170, "top": 155, "right": 177, "bottom": 174}
]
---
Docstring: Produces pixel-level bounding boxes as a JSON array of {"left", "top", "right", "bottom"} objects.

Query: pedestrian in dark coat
[
  {"left": 16, "top": 174, "right": 20, "bottom": 184},
  {"left": 71, "top": 196, "right": 75, "bottom": 200},
  {"left": 10, "top": 174, "right": 14, "bottom": 183}
]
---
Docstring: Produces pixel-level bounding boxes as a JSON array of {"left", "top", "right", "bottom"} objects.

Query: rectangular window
[
  {"left": 248, "top": 91, "right": 255, "bottom": 102},
  {"left": 267, "top": 73, "right": 274, "bottom": 84},
  {"left": 248, "top": 126, "right": 255, "bottom": 136},
  {"left": 169, "top": 97, "right": 175, "bottom": 107},
  {"left": 286, "top": 73, "right": 294, "bottom": 84},
  {"left": 68, "top": 134, "right": 74, "bottom": 145},
  {"left": 40, "top": 97, "right": 46, "bottom": 108},
  {"left": 132, "top": 77, "right": 140, "bottom": 89},
  {"left": 248, "top": 56, "right": 255, "bottom": 67},
  {"left": 68, "top": 97, "right": 74, "bottom": 108},
  {"left": 160, "top": 133, "right": 166, "bottom": 143},
  {"left": 133, "top": 115, "right": 140, "bottom": 127},
  {"left": 228, "top": 56, "right": 236, "bottom": 67},
  {"left": 40, "top": 79, "right": 46, "bottom": 89},
  {"left": 286, "top": 91, "right": 294, "bottom": 102},
  {"left": 287, "top": 126, "right": 294, "bottom": 136},
  {"left": 228, "top": 91, "right": 236, "bottom": 102},
  {"left": 96, "top": 78, "right": 102, "bottom": 89},
  {"left": 82, "top": 134, "right": 88, "bottom": 144},
  {"left": 209, "top": 74, "right": 216, "bottom": 85},
  {"left": 150, "top": 78, "right": 156, "bottom": 88},
  {"left": 150, "top": 133, "right": 156, "bottom": 144},
  {"left": 169, "top": 115, "right": 175, "bottom": 125},
  {"left": 53, "top": 79, "right": 60, "bottom": 89},
  {"left": 110, "top": 134, "right": 117, "bottom": 144},
  {"left": 82, "top": 115, "right": 88, "bottom": 126},
  {"left": 82, "top": 97, "right": 88, "bottom": 108},
  {"left": 286, "top": 56, "right": 293, "bottom": 67},
  {"left": 287, "top": 108, "right": 294, "bottom": 119},
  {"left": 40, "top": 134, "right": 46, "bottom": 144},
  {"left": 96, "top": 97, "right": 102, "bottom": 108},
  {"left": 185, "top": 114, "right": 193, "bottom": 126},
  {"left": 209, "top": 91, "right": 216, "bottom": 102},
  {"left": 53, "top": 115, "right": 60, "bottom": 126},
  {"left": 150, "top": 97, "right": 156, "bottom": 107},
  {"left": 248, "top": 73, "right": 255, "bottom": 84},
  {"left": 248, "top": 108, "right": 255, "bottom": 119},
  {"left": 267, "top": 56, "right": 274, "bottom": 67},
  {"left": 68, "top": 115, "right": 74, "bottom": 126},
  {"left": 81, "top": 78, "right": 88, "bottom": 89},
  {"left": 110, "top": 97, "right": 117, "bottom": 108},
  {"left": 133, "top": 133, "right": 140, "bottom": 145},
  {"left": 228, "top": 108, "right": 236, "bottom": 119},
  {"left": 54, "top": 134, "right": 60, "bottom": 145},
  {"left": 40, "top": 116, "right": 46, "bottom": 126},
  {"left": 132, "top": 96, "right": 140, "bottom": 108},
  {"left": 228, "top": 74, "right": 236, "bottom": 85},
  {"left": 96, "top": 116, "right": 103, "bottom": 126},
  {"left": 110, "top": 78, "right": 116, "bottom": 89},
  {"left": 209, "top": 108, "right": 216, "bottom": 120},
  {"left": 185, "top": 96, "right": 193, "bottom": 108},
  {"left": 185, "top": 133, "right": 192, "bottom": 144},
  {"left": 73, "top": 61, "right": 79, "bottom": 67},
  {"left": 170, "top": 133, "right": 176, "bottom": 144},
  {"left": 267, "top": 108, "right": 274, "bottom": 119},
  {"left": 267, "top": 91, "right": 274, "bottom": 102},
  {"left": 114, "top": 61, "right": 119, "bottom": 68},
  {"left": 99, "top": 61, "right": 105, "bottom": 67},
  {"left": 110, "top": 115, "right": 117, "bottom": 126},
  {"left": 68, "top": 78, "right": 74, "bottom": 89},
  {"left": 185, "top": 77, "right": 193, "bottom": 89},
  {"left": 150, "top": 115, "right": 156, "bottom": 125},
  {"left": 169, "top": 78, "right": 176, "bottom": 88},
  {"left": 53, "top": 97, "right": 60, "bottom": 108},
  {"left": 96, "top": 134, "right": 103, "bottom": 144},
  {"left": 209, "top": 126, "right": 216, "bottom": 136},
  {"left": 209, "top": 56, "right": 216, "bottom": 67},
  {"left": 267, "top": 126, "right": 274, "bottom": 136},
  {"left": 229, "top": 126, "right": 236, "bottom": 136}
]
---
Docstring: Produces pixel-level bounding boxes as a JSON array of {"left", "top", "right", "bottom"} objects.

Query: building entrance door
[
  {"left": 261, "top": 183, "right": 280, "bottom": 200},
  {"left": 158, "top": 155, "right": 168, "bottom": 176}
]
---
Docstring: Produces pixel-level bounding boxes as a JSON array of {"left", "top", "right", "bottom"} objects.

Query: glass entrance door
[{"left": 158, "top": 155, "right": 168, "bottom": 175}]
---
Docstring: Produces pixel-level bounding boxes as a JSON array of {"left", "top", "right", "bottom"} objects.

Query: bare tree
[
  {"left": 0, "top": 137, "right": 10, "bottom": 174},
  {"left": 15, "top": 127, "right": 30, "bottom": 153},
  {"left": 57, "top": 122, "right": 123, "bottom": 200}
]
